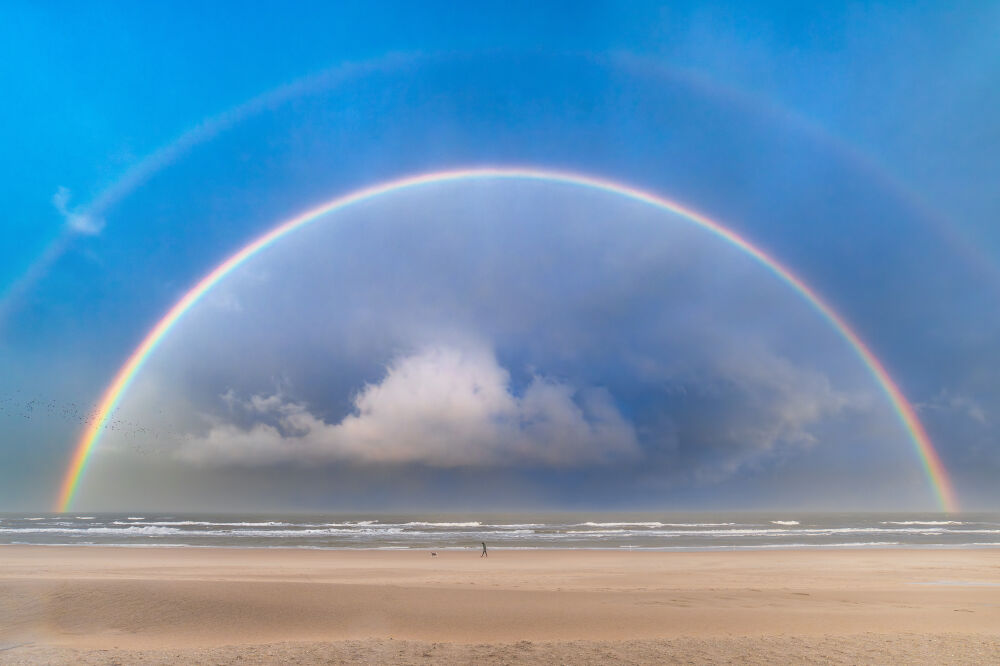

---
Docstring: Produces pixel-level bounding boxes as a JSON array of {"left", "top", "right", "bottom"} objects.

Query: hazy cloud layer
[{"left": 663, "top": 345, "right": 860, "bottom": 481}]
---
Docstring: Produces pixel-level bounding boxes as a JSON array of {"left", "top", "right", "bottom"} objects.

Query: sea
[{"left": 1, "top": 512, "right": 999, "bottom": 551}]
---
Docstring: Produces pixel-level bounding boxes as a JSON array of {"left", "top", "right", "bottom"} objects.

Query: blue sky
[{"left": 1, "top": 2, "right": 998, "bottom": 511}]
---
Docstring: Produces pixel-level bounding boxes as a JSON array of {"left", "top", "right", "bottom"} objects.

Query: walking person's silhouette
[{"left": 481, "top": 541, "right": 488, "bottom": 557}]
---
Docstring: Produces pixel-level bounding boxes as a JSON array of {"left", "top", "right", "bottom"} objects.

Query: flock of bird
[{"left": 0, "top": 391, "right": 179, "bottom": 454}]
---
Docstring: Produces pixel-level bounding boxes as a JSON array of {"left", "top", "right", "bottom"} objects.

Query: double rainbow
[{"left": 55, "top": 167, "right": 958, "bottom": 512}]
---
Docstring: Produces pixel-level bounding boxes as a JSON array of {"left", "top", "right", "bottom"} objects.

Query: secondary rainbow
[{"left": 55, "top": 167, "right": 959, "bottom": 512}]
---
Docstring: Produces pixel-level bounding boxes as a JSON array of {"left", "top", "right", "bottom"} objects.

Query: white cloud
[
  {"left": 178, "top": 345, "right": 640, "bottom": 467},
  {"left": 52, "top": 186, "right": 105, "bottom": 235}
]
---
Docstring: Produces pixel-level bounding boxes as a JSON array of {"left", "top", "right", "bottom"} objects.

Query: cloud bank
[{"left": 179, "top": 345, "right": 640, "bottom": 467}]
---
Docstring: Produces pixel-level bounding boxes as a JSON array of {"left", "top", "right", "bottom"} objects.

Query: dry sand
[{"left": 1, "top": 545, "right": 998, "bottom": 663}]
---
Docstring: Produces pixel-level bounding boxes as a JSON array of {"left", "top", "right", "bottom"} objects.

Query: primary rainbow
[{"left": 55, "top": 167, "right": 959, "bottom": 512}]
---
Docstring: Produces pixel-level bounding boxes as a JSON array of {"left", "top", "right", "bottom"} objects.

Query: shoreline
[
  {"left": 6, "top": 513, "right": 997, "bottom": 553},
  {"left": 4, "top": 542, "right": 1000, "bottom": 552}
]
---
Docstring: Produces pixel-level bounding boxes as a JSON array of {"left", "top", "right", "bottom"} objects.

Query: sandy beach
[{"left": 1, "top": 546, "right": 998, "bottom": 663}]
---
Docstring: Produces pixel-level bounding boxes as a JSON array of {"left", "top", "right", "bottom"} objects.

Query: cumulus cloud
[
  {"left": 52, "top": 186, "right": 105, "bottom": 235},
  {"left": 178, "top": 345, "right": 640, "bottom": 467}
]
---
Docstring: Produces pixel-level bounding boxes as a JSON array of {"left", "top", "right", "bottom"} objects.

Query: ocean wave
[
  {"left": 3, "top": 514, "right": 996, "bottom": 550},
  {"left": 200, "top": 527, "right": 407, "bottom": 537},
  {"left": 0, "top": 525, "right": 407, "bottom": 538},
  {"left": 574, "top": 521, "right": 738, "bottom": 528},
  {"left": 114, "top": 520, "right": 297, "bottom": 527},
  {"left": 948, "top": 529, "right": 1000, "bottom": 534},
  {"left": 574, "top": 526, "right": 956, "bottom": 537},
  {"left": 482, "top": 523, "right": 548, "bottom": 529},
  {"left": 4, "top": 524, "right": 966, "bottom": 539},
  {"left": 401, "top": 522, "right": 482, "bottom": 527},
  {"left": 576, "top": 522, "right": 665, "bottom": 527},
  {"left": 0, "top": 526, "right": 182, "bottom": 536},
  {"left": 661, "top": 523, "right": 737, "bottom": 527},
  {"left": 565, "top": 529, "right": 628, "bottom": 534}
]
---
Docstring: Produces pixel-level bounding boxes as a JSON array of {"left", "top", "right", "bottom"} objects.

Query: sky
[{"left": 1, "top": 2, "right": 999, "bottom": 512}]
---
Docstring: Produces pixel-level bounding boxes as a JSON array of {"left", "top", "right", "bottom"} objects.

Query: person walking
[{"left": 480, "top": 541, "right": 488, "bottom": 557}]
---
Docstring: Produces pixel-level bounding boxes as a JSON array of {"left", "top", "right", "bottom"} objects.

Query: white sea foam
[
  {"left": 770, "top": 520, "right": 800, "bottom": 525},
  {"left": 575, "top": 522, "right": 657, "bottom": 528},
  {"left": 881, "top": 521, "right": 963, "bottom": 526},
  {"left": 949, "top": 529, "right": 1000, "bottom": 534},
  {"left": 115, "top": 521, "right": 296, "bottom": 527},
  {"left": 615, "top": 526, "right": 953, "bottom": 537},
  {"left": 483, "top": 523, "right": 547, "bottom": 529},
  {"left": 574, "top": 521, "right": 738, "bottom": 528},
  {"left": 0, "top": 526, "right": 181, "bottom": 536},
  {"left": 566, "top": 529, "right": 628, "bottom": 534},
  {"left": 198, "top": 527, "right": 406, "bottom": 537},
  {"left": 661, "top": 523, "right": 737, "bottom": 527},
  {"left": 401, "top": 522, "right": 482, "bottom": 527}
]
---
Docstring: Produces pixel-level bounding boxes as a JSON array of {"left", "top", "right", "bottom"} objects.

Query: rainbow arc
[{"left": 55, "top": 167, "right": 958, "bottom": 512}]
